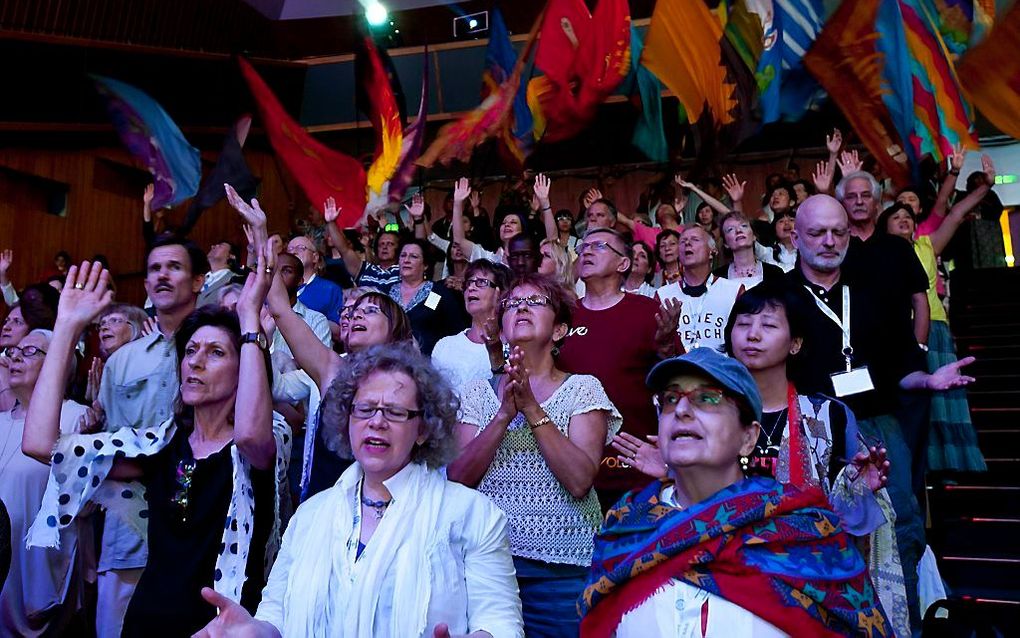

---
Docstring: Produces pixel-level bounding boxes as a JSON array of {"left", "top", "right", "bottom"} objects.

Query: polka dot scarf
[{"left": 27, "top": 415, "right": 292, "bottom": 603}]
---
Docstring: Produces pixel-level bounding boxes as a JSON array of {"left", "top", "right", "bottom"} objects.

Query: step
[
  {"left": 939, "top": 555, "right": 1020, "bottom": 592},
  {"left": 928, "top": 517, "right": 1020, "bottom": 556},
  {"left": 969, "top": 374, "right": 1020, "bottom": 392},
  {"left": 969, "top": 407, "right": 1020, "bottom": 429},
  {"left": 936, "top": 594, "right": 1020, "bottom": 635},
  {"left": 965, "top": 391, "right": 1020, "bottom": 410},
  {"left": 928, "top": 484, "right": 1020, "bottom": 519},
  {"left": 963, "top": 357, "right": 1020, "bottom": 379},
  {"left": 958, "top": 344, "right": 1020, "bottom": 360},
  {"left": 976, "top": 429, "right": 1020, "bottom": 458}
]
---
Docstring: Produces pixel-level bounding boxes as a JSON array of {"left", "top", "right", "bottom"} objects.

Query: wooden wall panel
[{"left": 0, "top": 146, "right": 302, "bottom": 307}]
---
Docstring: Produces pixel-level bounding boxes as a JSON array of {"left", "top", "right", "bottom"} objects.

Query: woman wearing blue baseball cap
[{"left": 579, "top": 346, "right": 893, "bottom": 638}]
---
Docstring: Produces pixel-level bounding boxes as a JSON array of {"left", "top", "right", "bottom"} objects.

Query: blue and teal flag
[
  {"left": 773, "top": 0, "right": 827, "bottom": 122},
  {"left": 629, "top": 26, "right": 668, "bottom": 162},
  {"left": 483, "top": 7, "right": 534, "bottom": 166},
  {"left": 91, "top": 75, "right": 201, "bottom": 210}
]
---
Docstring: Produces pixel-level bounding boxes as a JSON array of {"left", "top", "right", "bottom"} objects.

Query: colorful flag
[
  {"left": 388, "top": 54, "right": 429, "bottom": 205},
  {"left": 419, "top": 12, "right": 543, "bottom": 167},
  {"left": 774, "top": 0, "right": 827, "bottom": 121},
  {"left": 958, "top": 2, "right": 1020, "bottom": 140},
  {"left": 899, "top": 0, "right": 979, "bottom": 162},
  {"left": 629, "top": 25, "right": 667, "bottom": 162},
  {"left": 641, "top": 0, "right": 740, "bottom": 131},
  {"left": 484, "top": 8, "right": 535, "bottom": 168},
  {"left": 178, "top": 117, "right": 258, "bottom": 237},
  {"left": 529, "top": 0, "right": 631, "bottom": 143},
  {"left": 804, "top": 0, "right": 914, "bottom": 186},
  {"left": 356, "top": 35, "right": 404, "bottom": 197},
  {"left": 238, "top": 57, "right": 367, "bottom": 226},
  {"left": 91, "top": 75, "right": 201, "bottom": 210}
]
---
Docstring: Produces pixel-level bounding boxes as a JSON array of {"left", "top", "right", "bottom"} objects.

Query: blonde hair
[{"left": 540, "top": 239, "right": 576, "bottom": 289}]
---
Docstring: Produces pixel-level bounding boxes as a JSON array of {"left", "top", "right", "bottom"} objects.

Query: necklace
[
  {"left": 360, "top": 494, "right": 393, "bottom": 519},
  {"left": 731, "top": 259, "right": 759, "bottom": 279},
  {"left": 759, "top": 407, "right": 788, "bottom": 450}
]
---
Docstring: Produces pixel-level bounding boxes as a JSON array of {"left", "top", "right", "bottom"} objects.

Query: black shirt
[
  {"left": 386, "top": 281, "right": 469, "bottom": 356},
  {"left": 844, "top": 233, "right": 928, "bottom": 342},
  {"left": 787, "top": 268, "right": 926, "bottom": 419},
  {"left": 749, "top": 396, "right": 849, "bottom": 483},
  {"left": 122, "top": 428, "right": 274, "bottom": 637}
]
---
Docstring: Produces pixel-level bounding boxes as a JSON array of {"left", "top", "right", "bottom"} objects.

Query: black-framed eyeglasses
[
  {"left": 577, "top": 240, "right": 625, "bottom": 257},
  {"left": 350, "top": 402, "right": 424, "bottom": 422},
  {"left": 501, "top": 294, "right": 551, "bottom": 309},
  {"left": 654, "top": 385, "right": 730, "bottom": 412},
  {"left": 3, "top": 345, "right": 47, "bottom": 358},
  {"left": 465, "top": 277, "right": 497, "bottom": 290}
]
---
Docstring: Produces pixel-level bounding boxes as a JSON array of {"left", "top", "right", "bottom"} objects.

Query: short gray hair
[
  {"left": 682, "top": 223, "right": 717, "bottom": 251},
  {"left": 319, "top": 342, "right": 460, "bottom": 469},
  {"left": 835, "top": 171, "right": 881, "bottom": 202},
  {"left": 97, "top": 304, "right": 150, "bottom": 341}
]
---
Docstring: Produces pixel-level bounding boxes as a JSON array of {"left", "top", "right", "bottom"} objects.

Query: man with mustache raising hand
[
  {"left": 787, "top": 194, "right": 975, "bottom": 633},
  {"left": 92, "top": 233, "right": 209, "bottom": 636}
]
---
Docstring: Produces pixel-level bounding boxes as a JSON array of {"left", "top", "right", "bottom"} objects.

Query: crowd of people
[{"left": 0, "top": 128, "right": 1000, "bottom": 637}]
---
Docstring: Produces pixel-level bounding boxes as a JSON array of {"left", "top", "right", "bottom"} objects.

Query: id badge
[
  {"left": 831, "top": 366, "right": 875, "bottom": 397},
  {"left": 424, "top": 291, "right": 442, "bottom": 310}
]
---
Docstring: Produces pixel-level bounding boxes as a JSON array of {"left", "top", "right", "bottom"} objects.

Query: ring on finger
[
  {"left": 264, "top": 266, "right": 272, "bottom": 274},
  {"left": 75, "top": 283, "right": 85, "bottom": 290}
]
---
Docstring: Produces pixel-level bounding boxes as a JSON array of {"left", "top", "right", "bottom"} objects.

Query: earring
[
  {"left": 739, "top": 455, "right": 750, "bottom": 473},
  {"left": 551, "top": 345, "right": 560, "bottom": 357}
]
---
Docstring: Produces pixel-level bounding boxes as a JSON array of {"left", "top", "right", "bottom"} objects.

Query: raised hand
[
  {"left": 191, "top": 587, "right": 270, "bottom": 638},
  {"left": 981, "top": 155, "right": 996, "bottom": 185},
  {"left": 673, "top": 188, "right": 689, "bottom": 213},
  {"left": 850, "top": 445, "right": 890, "bottom": 492},
  {"left": 950, "top": 144, "right": 966, "bottom": 172},
  {"left": 143, "top": 183, "right": 155, "bottom": 207},
  {"left": 583, "top": 187, "right": 603, "bottom": 210},
  {"left": 453, "top": 178, "right": 472, "bottom": 204},
  {"left": 85, "top": 356, "right": 104, "bottom": 404},
  {"left": 674, "top": 173, "right": 694, "bottom": 190},
  {"left": 140, "top": 316, "right": 158, "bottom": 337},
  {"left": 0, "top": 248, "right": 12, "bottom": 284},
  {"left": 225, "top": 184, "right": 268, "bottom": 230},
  {"left": 812, "top": 160, "right": 836, "bottom": 195},
  {"left": 533, "top": 173, "right": 551, "bottom": 202},
  {"left": 405, "top": 193, "right": 425, "bottom": 220},
  {"left": 236, "top": 239, "right": 276, "bottom": 333},
  {"left": 837, "top": 149, "right": 863, "bottom": 175},
  {"left": 653, "top": 298, "right": 682, "bottom": 356},
  {"left": 468, "top": 189, "right": 481, "bottom": 212},
  {"left": 826, "top": 128, "right": 843, "bottom": 156},
  {"left": 57, "top": 262, "right": 114, "bottom": 331},
  {"left": 323, "top": 196, "right": 341, "bottom": 224},
  {"left": 611, "top": 432, "right": 667, "bottom": 479},
  {"left": 927, "top": 356, "right": 977, "bottom": 391},
  {"left": 722, "top": 173, "right": 746, "bottom": 203}
]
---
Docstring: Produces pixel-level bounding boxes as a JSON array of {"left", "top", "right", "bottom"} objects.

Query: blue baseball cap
[{"left": 645, "top": 348, "right": 763, "bottom": 421}]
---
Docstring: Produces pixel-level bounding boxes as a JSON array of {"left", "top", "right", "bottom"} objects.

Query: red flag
[
  {"left": 529, "top": 0, "right": 631, "bottom": 143},
  {"left": 238, "top": 57, "right": 367, "bottom": 226},
  {"left": 357, "top": 36, "right": 404, "bottom": 197}
]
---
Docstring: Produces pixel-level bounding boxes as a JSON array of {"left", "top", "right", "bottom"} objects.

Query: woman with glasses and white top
[
  {"left": 448, "top": 273, "right": 621, "bottom": 638},
  {"left": 192, "top": 343, "right": 524, "bottom": 638},
  {"left": 1, "top": 330, "right": 88, "bottom": 636},
  {"left": 432, "top": 260, "right": 514, "bottom": 398}
]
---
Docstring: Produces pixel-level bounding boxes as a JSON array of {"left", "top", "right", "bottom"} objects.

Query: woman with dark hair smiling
[
  {"left": 21, "top": 257, "right": 289, "bottom": 637},
  {"left": 449, "top": 273, "right": 620, "bottom": 638}
]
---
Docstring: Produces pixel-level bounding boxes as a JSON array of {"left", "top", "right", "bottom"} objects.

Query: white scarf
[
  {"left": 28, "top": 415, "right": 291, "bottom": 602},
  {"left": 282, "top": 461, "right": 447, "bottom": 637}
]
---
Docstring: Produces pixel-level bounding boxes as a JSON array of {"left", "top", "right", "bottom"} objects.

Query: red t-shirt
[{"left": 558, "top": 293, "right": 662, "bottom": 497}]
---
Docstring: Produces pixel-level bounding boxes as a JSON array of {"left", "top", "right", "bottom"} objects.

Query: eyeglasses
[
  {"left": 98, "top": 316, "right": 128, "bottom": 329},
  {"left": 654, "top": 386, "right": 730, "bottom": 412},
  {"left": 350, "top": 402, "right": 424, "bottom": 422},
  {"left": 3, "top": 345, "right": 47, "bottom": 358},
  {"left": 344, "top": 305, "right": 383, "bottom": 319},
  {"left": 501, "top": 294, "right": 551, "bottom": 309},
  {"left": 172, "top": 459, "right": 196, "bottom": 522},
  {"left": 465, "top": 277, "right": 497, "bottom": 290},
  {"left": 577, "top": 240, "right": 625, "bottom": 257}
]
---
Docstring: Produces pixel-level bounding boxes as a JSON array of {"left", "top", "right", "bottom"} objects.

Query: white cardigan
[{"left": 255, "top": 462, "right": 523, "bottom": 637}]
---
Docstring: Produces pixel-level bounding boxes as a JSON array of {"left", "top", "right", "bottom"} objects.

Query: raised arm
[
  {"left": 452, "top": 178, "right": 479, "bottom": 256},
  {"left": 322, "top": 197, "right": 366, "bottom": 278},
  {"left": 931, "top": 145, "right": 966, "bottom": 219},
  {"left": 232, "top": 243, "right": 277, "bottom": 470},
  {"left": 929, "top": 156, "right": 995, "bottom": 256},
  {"left": 721, "top": 173, "right": 746, "bottom": 213},
  {"left": 407, "top": 193, "right": 429, "bottom": 240},
  {"left": 265, "top": 265, "right": 341, "bottom": 392},
  {"left": 23, "top": 262, "right": 112, "bottom": 462},
  {"left": 447, "top": 381, "right": 518, "bottom": 488},
  {"left": 676, "top": 173, "right": 730, "bottom": 215},
  {"left": 533, "top": 174, "right": 557, "bottom": 242},
  {"left": 0, "top": 249, "right": 18, "bottom": 306},
  {"left": 141, "top": 184, "right": 156, "bottom": 247},
  {"left": 826, "top": 128, "right": 842, "bottom": 165}
]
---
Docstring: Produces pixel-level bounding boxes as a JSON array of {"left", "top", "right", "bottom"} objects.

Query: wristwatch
[{"left": 240, "top": 332, "right": 268, "bottom": 351}]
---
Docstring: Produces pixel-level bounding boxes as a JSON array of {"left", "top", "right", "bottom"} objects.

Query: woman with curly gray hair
[{"left": 194, "top": 342, "right": 524, "bottom": 638}]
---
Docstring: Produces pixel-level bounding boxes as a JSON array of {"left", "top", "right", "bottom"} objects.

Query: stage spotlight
[
  {"left": 453, "top": 10, "right": 488, "bottom": 40},
  {"left": 366, "top": 1, "right": 388, "bottom": 26}
]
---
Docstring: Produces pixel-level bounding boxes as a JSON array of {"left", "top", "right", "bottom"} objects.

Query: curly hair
[{"left": 319, "top": 342, "right": 460, "bottom": 470}]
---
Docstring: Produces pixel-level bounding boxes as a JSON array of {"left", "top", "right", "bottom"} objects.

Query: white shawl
[
  {"left": 27, "top": 414, "right": 291, "bottom": 602},
  {"left": 281, "top": 461, "right": 447, "bottom": 637}
]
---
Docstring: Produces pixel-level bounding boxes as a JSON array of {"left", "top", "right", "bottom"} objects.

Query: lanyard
[{"left": 804, "top": 284, "right": 853, "bottom": 372}]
